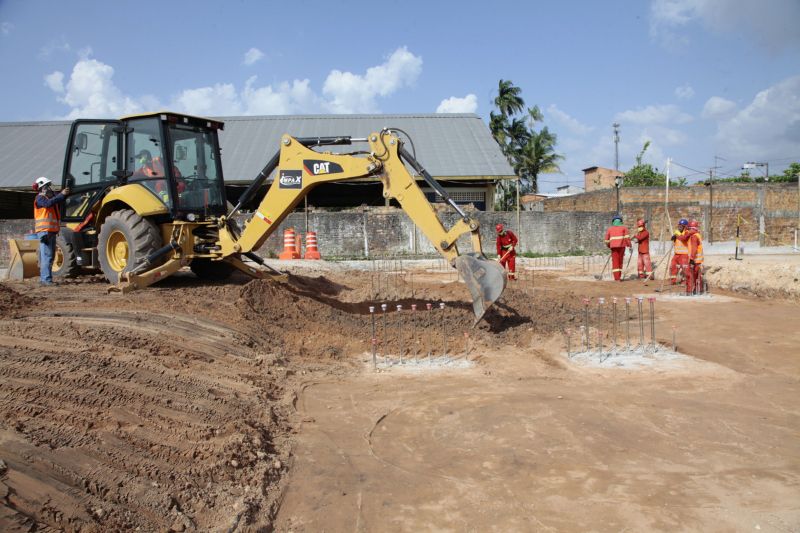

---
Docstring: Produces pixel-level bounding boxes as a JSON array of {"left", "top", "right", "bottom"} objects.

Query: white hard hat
[{"left": 35, "top": 176, "right": 52, "bottom": 190}]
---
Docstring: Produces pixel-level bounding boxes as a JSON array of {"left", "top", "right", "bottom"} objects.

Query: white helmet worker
[{"left": 34, "top": 176, "right": 52, "bottom": 191}]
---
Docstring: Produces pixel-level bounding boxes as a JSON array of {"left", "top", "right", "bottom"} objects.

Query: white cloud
[
  {"left": 616, "top": 104, "right": 692, "bottom": 125},
  {"left": 38, "top": 39, "right": 71, "bottom": 59},
  {"left": 172, "top": 83, "right": 242, "bottom": 116},
  {"left": 547, "top": 104, "right": 594, "bottom": 135},
  {"left": 674, "top": 84, "right": 694, "bottom": 99},
  {"left": 243, "top": 47, "right": 264, "bottom": 66},
  {"left": 701, "top": 96, "right": 736, "bottom": 119},
  {"left": 47, "top": 57, "right": 143, "bottom": 119},
  {"left": 649, "top": 0, "right": 800, "bottom": 52},
  {"left": 1, "top": 22, "right": 13, "bottom": 35},
  {"left": 436, "top": 94, "right": 477, "bottom": 113},
  {"left": 47, "top": 46, "right": 423, "bottom": 119},
  {"left": 322, "top": 46, "right": 422, "bottom": 113},
  {"left": 714, "top": 75, "right": 800, "bottom": 160},
  {"left": 44, "top": 71, "right": 65, "bottom": 93}
]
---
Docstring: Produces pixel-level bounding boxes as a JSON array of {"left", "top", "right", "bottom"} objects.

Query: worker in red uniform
[
  {"left": 685, "top": 220, "right": 704, "bottom": 294},
  {"left": 669, "top": 218, "right": 690, "bottom": 285},
  {"left": 495, "top": 223, "right": 518, "bottom": 280},
  {"left": 604, "top": 215, "right": 632, "bottom": 281},
  {"left": 632, "top": 218, "right": 653, "bottom": 280}
]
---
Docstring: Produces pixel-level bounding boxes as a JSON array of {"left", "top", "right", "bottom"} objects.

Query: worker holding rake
[
  {"left": 604, "top": 215, "right": 632, "bottom": 281},
  {"left": 495, "top": 223, "right": 518, "bottom": 280}
]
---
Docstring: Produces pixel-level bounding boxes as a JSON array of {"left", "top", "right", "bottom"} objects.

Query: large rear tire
[
  {"left": 97, "top": 209, "right": 161, "bottom": 284},
  {"left": 190, "top": 258, "right": 235, "bottom": 281},
  {"left": 53, "top": 235, "right": 81, "bottom": 278}
]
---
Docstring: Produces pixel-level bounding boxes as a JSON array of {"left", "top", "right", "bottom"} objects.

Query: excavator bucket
[
  {"left": 6, "top": 238, "right": 40, "bottom": 280},
  {"left": 455, "top": 253, "right": 507, "bottom": 324}
]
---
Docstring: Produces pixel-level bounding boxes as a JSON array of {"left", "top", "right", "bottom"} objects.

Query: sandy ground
[{"left": 1, "top": 257, "right": 799, "bottom": 531}]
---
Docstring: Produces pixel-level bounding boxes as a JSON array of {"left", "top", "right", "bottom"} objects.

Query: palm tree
[
  {"left": 494, "top": 80, "right": 525, "bottom": 118},
  {"left": 514, "top": 128, "right": 563, "bottom": 193}
]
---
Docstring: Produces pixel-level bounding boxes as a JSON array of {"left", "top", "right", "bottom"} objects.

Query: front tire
[
  {"left": 53, "top": 235, "right": 81, "bottom": 278},
  {"left": 97, "top": 209, "right": 161, "bottom": 284},
  {"left": 190, "top": 258, "right": 235, "bottom": 281}
]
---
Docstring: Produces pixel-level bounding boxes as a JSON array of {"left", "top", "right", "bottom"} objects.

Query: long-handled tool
[
  {"left": 654, "top": 243, "right": 675, "bottom": 293},
  {"left": 496, "top": 247, "right": 515, "bottom": 279},
  {"left": 621, "top": 249, "right": 634, "bottom": 280},
  {"left": 594, "top": 254, "right": 611, "bottom": 280}
]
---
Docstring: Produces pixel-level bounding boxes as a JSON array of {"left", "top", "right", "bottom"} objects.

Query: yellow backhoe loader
[{"left": 7, "top": 112, "right": 505, "bottom": 322}]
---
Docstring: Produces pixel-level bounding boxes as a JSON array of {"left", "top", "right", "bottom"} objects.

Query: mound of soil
[{"left": 0, "top": 283, "right": 33, "bottom": 318}]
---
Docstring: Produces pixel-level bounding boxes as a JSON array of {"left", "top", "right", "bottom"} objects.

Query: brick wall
[{"left": 538, "top": 183, "right": 800, "bottom": 246}]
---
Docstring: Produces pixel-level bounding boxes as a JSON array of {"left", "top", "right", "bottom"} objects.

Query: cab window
[{"left": 126, "top": 117, "right": 171, "bottom": 206}]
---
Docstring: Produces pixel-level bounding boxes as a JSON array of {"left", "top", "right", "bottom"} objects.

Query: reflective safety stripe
[
  {"left": 674, "top": 234, "right": 688, "bottom": 254},
  {"left": 611, "top": 268, "right": 622, "bottom": 272},
  {"left": 608, "top": 235, "right": 629, "bottom": 240},
  {"left": 33, "top": 197, "right": 60, "bottom": 233}
]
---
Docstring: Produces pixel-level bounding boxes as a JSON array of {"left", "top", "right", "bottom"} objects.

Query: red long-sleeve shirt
[
  {"left": 634, "top": 228, "right": 650, "bottom": 254},
  {"left": 496, "top": 230, "right": 518, "bottom": 256},
  {"left": 604, "top": 226, "right": 631, "bottom": 249}
]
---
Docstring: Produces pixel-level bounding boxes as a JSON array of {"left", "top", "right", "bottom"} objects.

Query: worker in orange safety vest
[
  {"left": 604, "top": 215, "right": 632, "bottom": 281},
  {"left": 684, "top": 219, "right": 704, "bottom": 294},
  {"left": 632, "top": 218, "right": 653, "bottom": 279},
  {"left": 495, "top": 223, "right": 518, "bottom": 280},
  {"left": 669, "top": 218, "right": 690, "bottom": 285},
  {"left": 33, "top": 176, "right": 70, "bottom": 285}
]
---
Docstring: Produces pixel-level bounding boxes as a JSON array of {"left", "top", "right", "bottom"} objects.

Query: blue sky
[{"left": 1, "top": 0, "right": 798, "bottom": 191}]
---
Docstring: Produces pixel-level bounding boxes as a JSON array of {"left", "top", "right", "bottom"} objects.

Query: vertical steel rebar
[
  {"left": 596, "top": 297, "right": 605, "bottom": 356},
  {"left": 396, "top": 304, "right": 404, "bottom": 364},
  {"left": 439, "top": 302, "right": 447, "bottom": 360},
  {"left": 583, "top": 298, "right": 590, "bottom": 352},
  {"left": 612, "top": 297, "right": 618, "bottom": 355},
  {"left": 579, "top": 326, "right": 585, "bottom": 356},
  {"left": 649, "top": 297, "right": 657, "bottom": 352},
  {"left": 625, "top": 297, "right": 631, "bottom": 351},
  {"left": 370, "top": 306, "right": 376, "bottom": 370},
  {"left": 381, "top": 303, "right": 388, "bottom": 362},
  {"left": 463, "top": 331, "right": 470, "bottom": 359},
  {"left": 637, "top": 297, "right": 644, "bottom": 350},
  {"left": 426, "top": 303, "right": 433, "bottom": 365},
  {"left": 411, "top": 303, "right": 418, "bottom": 361}
]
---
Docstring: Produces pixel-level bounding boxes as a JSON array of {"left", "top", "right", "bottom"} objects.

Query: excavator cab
[{"left": 62, "top": 113, "right": 227, "bottom": 223}]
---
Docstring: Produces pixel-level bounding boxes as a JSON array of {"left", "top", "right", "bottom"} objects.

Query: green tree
[
  {"left": 773, "top": 162, "right": 800, "bottom": 182},
  {"left": 490, "top": 80, "right": 563, "bottom": 208},
  {"left": 622, "top": 141, "right": 686, "bottom": 187}
]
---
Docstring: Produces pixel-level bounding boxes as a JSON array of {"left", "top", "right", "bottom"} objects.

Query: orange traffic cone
[
  {"left": 304, "top": 231, "right": 321, "bottom": 260},
  {"left": 279, "top": 228, "right": 301, "bottom": 259}
]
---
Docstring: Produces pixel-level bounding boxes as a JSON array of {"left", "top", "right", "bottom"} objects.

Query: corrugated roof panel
[{"left": 0, "top": 114, "right": 515, "bottom": 188}]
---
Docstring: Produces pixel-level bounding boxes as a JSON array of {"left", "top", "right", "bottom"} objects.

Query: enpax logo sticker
[
  {"left": 278, "top": 170, "right": 302, "bottom": 189},
  {"left": 303, "top": 159, "right": 343, "bottom": 176}
]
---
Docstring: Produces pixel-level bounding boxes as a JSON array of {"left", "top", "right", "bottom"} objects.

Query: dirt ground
[{"left": 1, "top": 256, "right": 799, "bottom": 531}]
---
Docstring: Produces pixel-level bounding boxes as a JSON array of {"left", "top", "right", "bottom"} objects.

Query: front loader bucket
[
  {"left": 6, "top": 238, "right": 40, "bottom": 280},
  {"left": 455, "top": 253, "right": 507, "bottom": 324}
]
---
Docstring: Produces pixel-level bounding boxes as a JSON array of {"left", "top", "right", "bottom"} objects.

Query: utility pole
[
  {"left": 708, "top": 155, "right": 725, "bottom": 245},
  {"left": 613, "top": 123, "right": 620, "bottom": 213}
]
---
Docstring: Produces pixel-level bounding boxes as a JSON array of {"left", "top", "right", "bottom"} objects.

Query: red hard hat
[
  {"left": 496, "top": 223, "right": 504, "bottom": 233},
  {"left": 688, "top": 220, "right": 699, "bottom": 229},
  {"left": 637, "top": 219, "right": 645, "bottom": 226}
]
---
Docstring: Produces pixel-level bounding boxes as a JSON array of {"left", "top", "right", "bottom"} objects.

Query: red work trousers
[
  {"left": 610, "top": 248, "right": 625, "bottom": 281},
  {"left": 686, "top": 263, "right": 703, "bottom": 294},
  {"left": 500, "top": 253, "right": 516, "bottom": 280},
  {"left": 637, "top": 252, "right": 653, "bottom": 279},
  {"left": 669, "top": 254, "right": 689, "bottom": 284}
]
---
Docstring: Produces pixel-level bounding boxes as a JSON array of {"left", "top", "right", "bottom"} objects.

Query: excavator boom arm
[{"left": 219, "top": 131, "right": 506, "bottom": 322}]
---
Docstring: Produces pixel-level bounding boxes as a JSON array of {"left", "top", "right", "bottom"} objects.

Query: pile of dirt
[
  {"left": 237, "top": 273, "right": 587, "bottom": 358},
  {"left": 703, "top": 258, "right": 800, "bottom": 299},
  {"left": 0, "top": 283, "right": 33, "bottom": 318}
]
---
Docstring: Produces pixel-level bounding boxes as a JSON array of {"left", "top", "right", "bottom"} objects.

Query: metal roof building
[{"left": 0, "top": 113, "right": 515, "bottom": 216}]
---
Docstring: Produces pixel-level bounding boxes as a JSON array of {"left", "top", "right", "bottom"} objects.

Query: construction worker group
[{"left": 603, "top": 214, "right": 705, "bottom": 294}]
